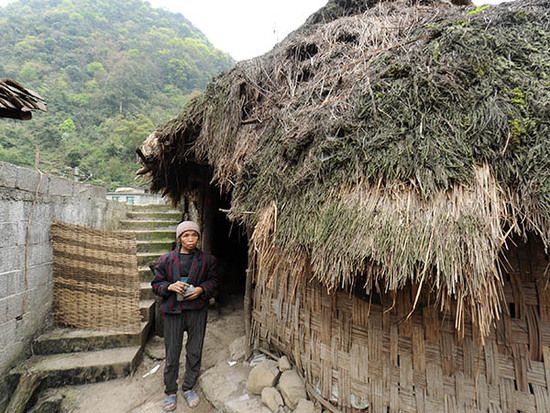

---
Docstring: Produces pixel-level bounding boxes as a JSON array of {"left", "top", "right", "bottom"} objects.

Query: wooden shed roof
[{"left": 0, "top": 79, "right": 47, "bottom": 120}]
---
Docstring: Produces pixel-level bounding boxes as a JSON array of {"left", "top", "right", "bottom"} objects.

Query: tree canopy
[{"left": 0, "top": 0, "right": 233, "bottom": 188}]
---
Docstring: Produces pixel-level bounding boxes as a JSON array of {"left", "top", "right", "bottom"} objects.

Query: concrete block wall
[{"left": 0, "top": 161, "right": 128, "bottom": 383}]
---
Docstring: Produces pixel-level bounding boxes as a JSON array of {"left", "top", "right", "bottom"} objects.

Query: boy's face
[{"left": 180, "top": 230, "right": 199, "bottom": 251}]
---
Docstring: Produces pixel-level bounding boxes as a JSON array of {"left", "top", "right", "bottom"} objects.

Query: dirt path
[{"left": 54, "top": 297, "right": 245, "bottom": 413}]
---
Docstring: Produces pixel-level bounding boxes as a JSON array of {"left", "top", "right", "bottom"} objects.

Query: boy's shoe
[
  {"left": 182, "top": 389, "right": 200, "bottom": 408},
  {"left": 163, "top": 394, "right": 177, "bottom": 411}
]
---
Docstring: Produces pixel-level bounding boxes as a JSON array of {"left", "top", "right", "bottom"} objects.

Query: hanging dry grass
[{"left": 139, "top": 0, "right": 550, "bottom": 337}]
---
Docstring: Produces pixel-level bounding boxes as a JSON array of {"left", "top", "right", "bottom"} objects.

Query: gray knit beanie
[{"left": 176, "top": 221, "right": 201, "bottom": 239}]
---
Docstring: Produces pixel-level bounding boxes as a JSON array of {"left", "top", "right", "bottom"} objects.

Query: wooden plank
[
  {"left": 426, "top": 362, "right": 444, "bottom": 401},
  {"left": 390, "top": 323, "right": 399, "bottom": 368},
  {"left": 485, "top": 340, "right": 499, "bottom": 386},
  {"left": 244, "top": 268, "right": 253, "bottom": 354},
  {"left": 441, "top": 333, "right": 455, "bottom": 376},
  {"left": 415, "top": 387, "right": 426, "bottom": 413},
  {"left": 544, "top": 346, "right": 550, "bottom": 398},
  {"left": 423, "top": 306, "right": 440, "bottom": 345},
  {"left": 512, "top": 344, "right": 529, "bottom": 393},
  {"left": 455, "top": 371, "right": 466, "bottom": 413},
  {"left": 476, "top": 374, "right": 489, "bottom": 412},
  {"left": 413, "top": 325, "right": 426, "bottom": 389},
  {"left": 463, "top": 336, "right": 474, "bottom": 379}
]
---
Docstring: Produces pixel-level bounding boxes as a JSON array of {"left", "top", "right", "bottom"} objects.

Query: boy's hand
[
  {"left": 167, "top": 281, "right": 188, "bottom": 294},
  {"left": 184, "top": 286, "right": 203, "bottom": 300}
]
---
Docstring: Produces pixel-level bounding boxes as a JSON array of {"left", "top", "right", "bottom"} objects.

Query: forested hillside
[{"left": 0, "top": 0, "right": 233, "bottom": 188}]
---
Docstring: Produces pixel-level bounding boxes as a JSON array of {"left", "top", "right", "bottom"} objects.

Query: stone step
[
  {"left": 136, "top": 240, "right": 174, "bottom": 253},
  {"left": 140, "top": 299, "right": 155, "bottom": 323},
  {"left": 139, "top": 265, "right": 154, "bottom": 281},
  {"left": 126, "top": 211, "right": 182, "bottom": 221},
  {"left": 32, "top": 321, "right": 150, "bottom": 356},
  {"left": 137, "top": 252, "right": 163, "bottom": 267},
  {"left": 27, "top": 393, "right": 64, "bottom": 413},
  {"left": 116, "top": 229, "right": 176, "bottom": 241},
  {"left": 9, "top": 346, "right": 142, "bottom": 388},
  {"left": 128, "top": 204, "right": 179, "bottom": 212},
  {"left": 119, "top": 220, "right": 177, "bottom": 231},
  {"left": 140, "top": 282, "right": 154, "bottom": 301}
]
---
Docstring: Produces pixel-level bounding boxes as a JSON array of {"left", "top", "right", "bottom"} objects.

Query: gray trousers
[{"left": 163, "top": 308, "right": 208, "bottom": 394}]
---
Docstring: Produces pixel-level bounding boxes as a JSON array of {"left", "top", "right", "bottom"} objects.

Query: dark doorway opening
[
  {"left": 211, "top": 193, "right": 248, "bottom": 297},
  {"left": 196, "top": 183, "right": 248, "bottom": 300}
]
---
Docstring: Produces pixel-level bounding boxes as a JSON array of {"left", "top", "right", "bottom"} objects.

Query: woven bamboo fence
[
  {"left": 251, "top": 235, "right": 550, "bottom": 412},
  {"left": 51, "top": 222, "right": 141, "bottom": 332}
]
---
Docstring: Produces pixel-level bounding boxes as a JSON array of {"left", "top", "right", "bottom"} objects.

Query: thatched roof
[
  {"left": 0, "top": 79, "right": 47, "bottom": 120},
  {"left": 138, "top": 0, "right": 550, "bottom": 337}
]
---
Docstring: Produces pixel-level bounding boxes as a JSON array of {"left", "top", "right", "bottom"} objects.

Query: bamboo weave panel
[
  {"left": 51, "top": 221, "right": 141, "bottom": 332},
  {"left": 251, "top": 237, "right": 550, "bottom": 412}
]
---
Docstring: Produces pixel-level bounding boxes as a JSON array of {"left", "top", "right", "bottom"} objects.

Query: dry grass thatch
[{"left": 139, "top": 0, "right": 550, "bottom": 337}]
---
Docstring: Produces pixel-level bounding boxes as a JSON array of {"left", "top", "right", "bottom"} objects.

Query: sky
[
  {"left": 147, "top": 0, "right": 328, "bottom": 61},
  {"left": 0, "top": 0, "right": 509, "bottom": 61},
  {"left": 0, "top": 0, "right": 328, "bottom": 61}
]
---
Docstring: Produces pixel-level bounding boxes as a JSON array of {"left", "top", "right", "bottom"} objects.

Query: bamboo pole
[
  {"left": 306, "top": 383, "right": 343, "bottom": 413},
  {"left": 244, "top": 267, "right": 252, "bottom": 355}
]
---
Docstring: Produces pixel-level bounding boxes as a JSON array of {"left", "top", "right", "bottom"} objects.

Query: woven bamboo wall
[
  {"left": 51, "top": 222, "right": 141, "bottom": 332},
  {"left": 251, "top": 236, "right": 550, "bottom": 412}
]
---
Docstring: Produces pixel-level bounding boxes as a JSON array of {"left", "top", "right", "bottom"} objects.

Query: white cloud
[{"left": 147, "top": 0, "right": 327, "bottom": 61}]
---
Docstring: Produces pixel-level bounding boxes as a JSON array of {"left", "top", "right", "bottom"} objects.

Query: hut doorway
[{"left": 193, "top": 183, "right": 248, "bottom": 301}]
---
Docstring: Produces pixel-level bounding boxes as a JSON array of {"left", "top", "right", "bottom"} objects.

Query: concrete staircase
[
  {"left": 7, "top": 203, "right": 181, "bottom": 411},
  {"left": 118, "top": 203, "right": 181, "bottom": 287},
  {"left": 122, "top": 204, "right": 181, "bottom": 338}
]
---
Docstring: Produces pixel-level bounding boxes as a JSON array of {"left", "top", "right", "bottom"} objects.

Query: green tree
[{"left": 0, "top": 0, "right": 233, "bottom": 187}]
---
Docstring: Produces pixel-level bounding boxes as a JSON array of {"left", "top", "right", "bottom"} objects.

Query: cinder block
[
  {"left": 24, "top": 202, "right": 53, "bottom": 223},
  {"left": 0, "top": 292, "right": 25, "bottom": 325},
  {"left": 28, "top": 244, "right": 53, "bottom": 267},
  {"left": 0, "top": 200, "right": 24, "bottom": 222},
  {"left": 0, "top": 246, "right": 25, "bottom": 273},
  {"left": 48, "top": 175, "right": 74, "bottom": 197},
  {"left": 15, "top": 166, "right": 48, "bottom": 194},
  {"left": 26, "top": 219, "right": 52, "bottom": 245},
  {"left": 76, "top": 182, "right": 106, "bottom": 199},
  {"left": 27, "top": 286, "right": 52, "bottom": 319},
  {"left": 0, "top": 270, "right": 24, "bottom": 300},
  {"left": 54, "top": 202, "right": 82, "bottom": 224},
  {"left": 0, "top": 289, "right": 50, "bottom": 334},
  {"left": 13, "top": 306, "right": 49, "bottom": 340},
  {"left": 73, "top": 200, "right": 102, "bottom": 228},
  {"left": 27, "top": 263, "right": 51, "bottom": 287},
  {"left": 73, "top": 199, "right": 89, "bottom": 222},
  {"left": 94, "top": 205, "right": 108, "bottom": 228},
  {"left": 0, "top": 161, "right": 17, "bottom": 188},
  {"left": 16, "top": 204, "right": 52, "bottom": 246},
  {"left": 0, "top": 223, "right": 18, "bottom": 248},
  {"left": 50, "top": 203, "right": 65, "bottom": 221},
  {"left": 0, "top": 319, "right": 16, "bottom": 349}
]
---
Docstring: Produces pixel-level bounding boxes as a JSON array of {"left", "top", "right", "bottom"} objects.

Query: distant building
[{"left": 106, "top": 187, "right": 166, "bottom": 205}]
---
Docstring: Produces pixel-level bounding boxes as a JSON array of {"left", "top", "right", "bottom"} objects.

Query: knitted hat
[{"left": 176, "top": 221, "right": 201, "bottom": 239}]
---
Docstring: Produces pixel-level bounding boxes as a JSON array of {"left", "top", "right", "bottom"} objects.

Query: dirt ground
[{"left": 49, "top": 296, "right": 245, "bottom": 413}]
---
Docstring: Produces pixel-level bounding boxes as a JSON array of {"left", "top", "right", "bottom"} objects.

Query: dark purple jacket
[{"left": 151, "top": 248, "right": 218, "bottom": 313}]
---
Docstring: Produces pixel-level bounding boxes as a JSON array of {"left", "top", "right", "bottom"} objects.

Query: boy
[{"left": 151, "top": 221, "right": 218, "bottom": 411}]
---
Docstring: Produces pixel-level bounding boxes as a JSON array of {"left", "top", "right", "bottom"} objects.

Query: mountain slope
[{"left": 0, "top": 0, "right": 233, "bottom": 188}]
